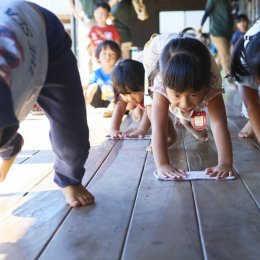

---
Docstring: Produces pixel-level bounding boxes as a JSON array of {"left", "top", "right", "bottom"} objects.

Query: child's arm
[
  {"left": 109, "top": 99, "right": 127, "bottom": 137},
  {"left": 86, "top": 38, "right": 92, "bottom": 52},
  {"left": 85, "top": 83, "right": 98, "bottom": 105},
  {"left": 68, "top": 0, "right": 83, "bottom": 21},
  {"left": 206, "top": 94, "right": 234, "bottom": 178},
  {"left": 152, "top": 92, "right": 185, "bottom": 179},
  {"left": 240, "top": 86, "right": 260, "bottom": 143}
]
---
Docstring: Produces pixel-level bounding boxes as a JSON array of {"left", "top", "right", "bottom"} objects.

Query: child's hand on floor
[
  {"left": 205, "top": 164, "right": 235, "bottom": 179},
  {"left": 109, "top": 130, "right": 123, "bottom": 138},
  {"left": 156, "top": 164, "right": 186, "bottom": 180},
  {"left": 123, "top": 128, "right": 147, "bottom": 138}
]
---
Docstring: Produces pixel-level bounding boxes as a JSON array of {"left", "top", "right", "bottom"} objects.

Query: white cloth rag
[
  {"left": 153, "top": 170, "right": 236, "bottom": 181},
  {"left": 107, "top": 135, "right": 151, "bottom": 140}
]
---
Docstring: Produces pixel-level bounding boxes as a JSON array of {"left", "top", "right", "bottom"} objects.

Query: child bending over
[
  {"left": 230, "top": 20, "right": 260, "bottom": 143},
  {"left": 84, "top": 40, "right": 121, "bottom": 117},
  {"left": 0, "top": 1, "right": 94, "bottom": 207},
  {"left": 144, "top": 32, "right": 234, "bottom": 179},
  {"left": 109, "top": 59, "right": 151, "bottom": 138}
]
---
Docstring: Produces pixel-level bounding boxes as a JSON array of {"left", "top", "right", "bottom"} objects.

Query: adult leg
[
  {"left": 210, "top": 35, "right": 230, "bottom": 77},
  {"left": 38, "top": 50, "right": 94, "bottom": 207}
]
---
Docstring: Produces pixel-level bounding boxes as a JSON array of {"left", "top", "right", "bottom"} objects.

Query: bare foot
[
  {"left": 102, "top": 110, "right": 113, "bottom": 118},
  {"left": 189, "top": 128, "right": 208, "bottom": 142},
  {"left": 168, "top": 118, "right": 177, "bottom": 147},
  {"left": 131, "top": 107, "right": 143, "bottom": 122},
  {"left": 181, "top": 119, "right": 208, "bottom": 142},
  {"left": 238, "top": 121, "right": 254, "bottom": 138},
  {"left": 61, "top": 185, "right": 95, "bottom": 207},
  {"left": 174, "top": 117, "right": 181, "bottom": 127},
  {"left": 146, "top": 124, "right": 177, "bottom": 153},
  {"left": 102, "top": 102, "right": 115, "bottom": 118},
  {"left": 146, "top": 144, "right": 152, "bottom": 152},
  {"left": 0, "top": 136, "right": 24, "bottom": 182},
  {"left": 146, "top": 116, "right": 178, "bottom": 152}
]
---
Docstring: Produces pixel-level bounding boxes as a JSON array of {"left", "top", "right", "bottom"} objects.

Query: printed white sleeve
[
  {"left": 0, "top": 27, "right": 23, "bottom": 85},
  {"left": 143, "top": 34, "right": 160, "bottom": 106}
]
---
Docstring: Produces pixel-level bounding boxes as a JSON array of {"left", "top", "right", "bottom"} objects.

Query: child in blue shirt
[
  {"left": 84, "top": 40, "right": 121, "bottom": 117},
  {"left": 230, "top": 14, "right": 249, "bottom": 53}
]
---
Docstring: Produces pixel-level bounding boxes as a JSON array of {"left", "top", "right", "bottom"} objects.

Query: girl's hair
[
  {"left": 95, "top": 40, "right": 122, "bottom": 60},
  {"left": 159, "top": 36, "right": 211, "bottom": 93},
  {"left": 230, "top": 31, "right": 260, "bottom": 81},
  {"left": 112, "top": 59, "right": 144, "bottom": 99}
]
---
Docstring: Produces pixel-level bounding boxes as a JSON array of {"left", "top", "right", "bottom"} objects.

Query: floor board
[{"left": 1, "top": 89, "right": 260, "bottom": 260}]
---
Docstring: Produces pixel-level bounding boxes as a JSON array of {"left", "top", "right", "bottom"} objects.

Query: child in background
[
  {"left": 230, "top": 14, "right": 250, "bottom": 134},
  {"left": 143, "top": 32, "right": 234, "bottom": 180},
  {"left": 230, "top": 20, "right": 260, "bottom": 143},
  {"left": 230, "top": 14, "right": 249, "bottom": 53},
  {"left": 109, "top": 59, "right": 150, "bottom": 138},
  {"left": 84, "top": 40, "right": 121, "bottom": 117},
  {"left": 108, "top": 0, "right": 133, "bottom": 59},
  {"left": 198, "top": 32, "right": 220, "bottom": 70},
  {"left": 199, "top": 33, "right": 217, "bottom": 55},
  {"left": 87, "top": 2, "right": 120, "bottom": 54}
]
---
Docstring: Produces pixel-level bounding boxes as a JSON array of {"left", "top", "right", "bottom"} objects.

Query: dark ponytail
[
  {"left": 245, "top": 32, "right": 260, "bottom": 80},
  {"left": 230, "top": 31, "right": 260, "bottom": 81},
  {"left": 230, "top": 36, "right": 249, "bottom": 81}
]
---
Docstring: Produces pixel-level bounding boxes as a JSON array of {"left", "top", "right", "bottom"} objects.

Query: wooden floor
[{"left": 0, "top": 86, "right": 260, "bottom": 260}]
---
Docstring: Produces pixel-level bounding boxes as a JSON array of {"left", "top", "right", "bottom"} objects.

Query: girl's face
[
  {"left": 120, "top": 91, "right": 144, "bottom": 105},
  {"left": 99, "top": 46, "right": 118, "bottom": 68},
  {"left": 166, "top": 88, "right": 206, "bottom": 115}
]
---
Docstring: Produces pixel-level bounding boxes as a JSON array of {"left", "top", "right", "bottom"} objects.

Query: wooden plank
[
  {"left": 122, "top": 128, "right": 204, "bottom": 260},
  {"left": 39, "top": 140, "right": 150, "bottom": 260},
  {"left": 0, "top": 109, "right": 128, "bottom": 214},
  {"left": 0, "top": 150, "right": 55, "bottom": 213},
  {"left": 225, "top": 90, "right": 260, "bottom": 207},
  {"left": 0, "top": 113, "right": 134, "bottom": 259},
  {"left": 183, "top": 120, "right": 260, "bottom": 259},
  {"left": 227, "top": 119, "right": 260, "bottom": 209},
  {"left": 224, "top": 88, "right": 260, "bottom": 149},
  {"left": 192, "top": 180, "right": 260, "bottom": 259},
  {"left": 0, "top": 140, "right": 120, "bottom": 259},
  {"left": 0, "top": 173, "right": 67, "bottom": 260}
]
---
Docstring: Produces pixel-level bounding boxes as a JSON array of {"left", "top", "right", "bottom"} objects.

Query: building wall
[{"left": 131, "top": 0, "right": 206, "bottom": 47}]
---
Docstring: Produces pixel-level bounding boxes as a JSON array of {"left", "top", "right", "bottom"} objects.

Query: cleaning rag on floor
[
  {"left": 106, "top": 135, "right": 151, "bottom": 140},
  {"left": 153, "top": 170, "right": 236, "bottom": 181}
]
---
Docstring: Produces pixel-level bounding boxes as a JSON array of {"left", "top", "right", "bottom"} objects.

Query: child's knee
[{"left": 0, "top": 132, "right": 23, "bottom": 160}]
